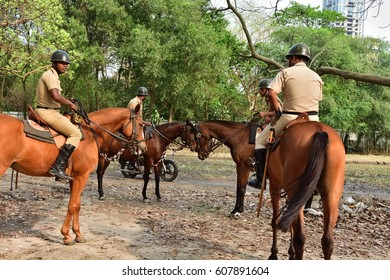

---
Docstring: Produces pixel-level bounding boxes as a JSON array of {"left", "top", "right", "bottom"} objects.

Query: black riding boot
[
  {"left": 254, "top": 149, "right": 267, "bottom": 189},
  {"left": 49, "top": 144, "right": 75, "bottom": 181}
]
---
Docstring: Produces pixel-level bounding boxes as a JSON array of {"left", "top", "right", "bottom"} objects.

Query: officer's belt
[
  {"left": 283, "top": 111, "right": 318, "bottom": 116},
  {"left": 37, "top": 106, "right": 61, "bottom": 110}
]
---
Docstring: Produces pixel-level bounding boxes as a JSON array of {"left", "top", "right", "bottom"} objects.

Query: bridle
[
  {"left": 191, "top": 123, "right": 226, "bottom": 159},
  {"left": 100, "top": 111, "right": 145, "bottom": 162},
  {"left": 150, "top": 123, "right": 203, "bottom": 154},
  {"left": 123, "top": 108, "right": 147, "bottom": 147}
]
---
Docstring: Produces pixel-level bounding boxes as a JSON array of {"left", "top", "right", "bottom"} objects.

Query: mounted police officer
[
  {"left": 127, "top": 86, "right": 151, "bottom": 127},
  {"left": 35, "top": 50, "right": 82, "bottom": 181},
  {"left": 253, "top": 43, "right": 323, "bottom": 188}
]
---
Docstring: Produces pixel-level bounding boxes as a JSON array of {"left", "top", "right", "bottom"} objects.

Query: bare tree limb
[
  {"left": 317, "top": 66, "right": 390, "bottom": 86},
  {"left": 224, "top": 0, "right": 390, "bottom": 87},
  {"left": 226, "top": 0, "right": 284, "bottom": 70}
]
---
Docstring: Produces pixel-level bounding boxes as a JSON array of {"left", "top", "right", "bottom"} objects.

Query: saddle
[
  {"left": 249, "top": 124, "right": 261, "bottom": 144},
  {"left": 270, "top": 112, "right": 310, "bottom": 151},
  {"left": 144, "top": 125, "right": 154, "bottom": 141},
  {"left": 23, "top": 105, "right": 83, "bottom": 148}
]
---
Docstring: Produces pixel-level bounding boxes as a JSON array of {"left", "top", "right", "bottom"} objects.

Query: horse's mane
[
  {"left": 156, "top": 121, "right": 181, "bottom": 128},
  {"left": 199, "top": 119, "right": 248, "bottom": 129}
]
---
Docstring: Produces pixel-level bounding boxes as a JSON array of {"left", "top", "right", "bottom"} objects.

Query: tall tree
[{"left": 0, "top": 0, "right": 72, "bottom": 112}]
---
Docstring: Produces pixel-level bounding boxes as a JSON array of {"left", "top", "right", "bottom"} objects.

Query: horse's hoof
[
  {"left": 157, "top": 197, "right": 162, "bottom": 202},
  {"left": 76, "top": 236, "right": 87, "bottom": 243},
  {"left": 229, "top": 212, "right": 240, "bottom": 219},
  {"left": 63, "top": 239, "right": 76, "bottom": 246},
  {"left": 143, "top": 198, "right": 151, "bottom": 203},
  {"left": 98, "top": 196, "right": 105, "bottom": 201},
  {"left": 268, "top": 255, "right": 277, "bottom": 260}
]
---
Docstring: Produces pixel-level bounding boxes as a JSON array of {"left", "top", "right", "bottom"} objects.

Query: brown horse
[
  {"left": 97, "top": 122, "right": 195, "bottom": 201},
  {"left": 188, "top": 118, "right": 345, "bottom": 259},
  {"left": 266, "top": 120, "right": 345, "bottom": 260},
  {"left": 185, "top": 119, "right": 255, "bottom": 216},
  {"left": 0, "top": 107, "right": 146, "bottom": 245}
]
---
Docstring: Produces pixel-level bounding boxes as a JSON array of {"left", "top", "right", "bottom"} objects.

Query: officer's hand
[
  {"left": 69, "top": 103, "right": 78, "bottom": 111},
  {"left": 270, "top": 116, "right": 278, "bottom": 126}
]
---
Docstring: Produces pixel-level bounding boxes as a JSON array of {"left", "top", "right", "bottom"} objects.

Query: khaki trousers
[
  {"left": 36, "top": 108, "right": 82, "bottom": 148},
  {"left": 255, "top": 114, "right": 319, "bottom": 149}
]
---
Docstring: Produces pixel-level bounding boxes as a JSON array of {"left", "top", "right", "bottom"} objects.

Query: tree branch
[
  {"left": 317, "top": 66, "right": 390, "bottom": 86},
  {"left": 224, "top": 0, "right": 390, "bottom": 87},
  {"left": 226, "top": 0, "right": 284, "bottom": 70}
]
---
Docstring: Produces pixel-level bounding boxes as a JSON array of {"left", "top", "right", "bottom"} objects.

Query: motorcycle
[{"left": 119, "top": 154, "right": 179, "bottom": 182}]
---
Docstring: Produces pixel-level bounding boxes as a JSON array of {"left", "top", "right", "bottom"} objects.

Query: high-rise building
[{"left": 322, "top": 0, "right": 366, "bottom": 37}]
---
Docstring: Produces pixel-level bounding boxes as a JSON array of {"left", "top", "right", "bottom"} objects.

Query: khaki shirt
[
  {"left": 127, "top": 96, "right": 143, "bottom": 117},
  {"left": 36, "top": 67, "right": 62, "bottom": 108},
  {"left": 269, "top": 62, "right": 323, "bottom": 113}
]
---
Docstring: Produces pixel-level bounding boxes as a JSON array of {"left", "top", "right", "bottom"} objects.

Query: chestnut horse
[
  {"left": 185, "top": 119, "right": 255, "bottom": 216},
  {"left": 0, "top": 107, "right": 146, "bottom": 245},
  {"left": 188, "top": 118, "right": 345, "bottom": 259},
  {"left": 97, "top": 122, "right": 195, "bottom": 201},
  {"left": 266, "top": 120, "right": 345, "bottom": 260}
]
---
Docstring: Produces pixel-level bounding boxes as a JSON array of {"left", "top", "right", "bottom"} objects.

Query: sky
[
  {"left": 211, "top": 0, "right": 389, "bottom": 40},
  {"left": 293, "top": 0, "right": 389, "bottom": 40}
]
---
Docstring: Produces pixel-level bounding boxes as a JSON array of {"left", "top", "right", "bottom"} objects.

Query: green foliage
[
  {"left": 1, "top": 0, "right": 390, "bottom": 154},
  {"left": 274, "top": 1, "right": 346, "bottom": 29}
]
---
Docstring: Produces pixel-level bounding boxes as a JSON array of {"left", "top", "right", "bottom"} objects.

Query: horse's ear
[{"left": 186, "top": 119, "right": 193, "bottom": 127}]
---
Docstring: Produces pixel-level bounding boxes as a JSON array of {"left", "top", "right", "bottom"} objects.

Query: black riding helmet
[
  {"left": 259, "top": 79, "right": 271, "bottom": 89},
  {"left": 136, "top": 86, "right": 148, "bottom": 96},
  {"left": 285, "top": 43, "right": 311, "bottom": 61},
  {"left": 51, "top": 50, "right": 71, "bottom": 64}
]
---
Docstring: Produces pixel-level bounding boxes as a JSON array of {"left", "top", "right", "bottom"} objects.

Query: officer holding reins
[{"left": 35, "top": 50, "right": 82, "bottom": 181}]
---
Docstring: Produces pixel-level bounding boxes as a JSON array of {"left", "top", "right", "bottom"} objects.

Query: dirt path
[{"left": 0, "top": 152, "right": 389, "bottom": 260}]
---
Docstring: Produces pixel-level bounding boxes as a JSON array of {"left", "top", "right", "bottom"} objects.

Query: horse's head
[
  {"left": 121, "top": 104, "right": 147, "bottom": 152},
  {"left": 184, "top": 119, "right": 212, "bottom": 160},
  {"left": 179, "top": 119, "right": 198, "bottom": 152}
]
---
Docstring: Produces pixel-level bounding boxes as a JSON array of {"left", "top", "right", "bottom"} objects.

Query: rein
[
  {"left": 75, "top": 106, "right": 142, "bottom": 147},
  {"left": 70, "top": 99, "right": 144, "bottom": 162},
  {"left": 152, "top": 124, "right": 191, "bottom": 149},
  {"left": 193, "top": 123, "right": 235, "bottom": 155}
]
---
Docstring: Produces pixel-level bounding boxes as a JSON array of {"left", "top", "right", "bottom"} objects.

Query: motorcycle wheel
[
  {"left": 120, "top": 161, "right": 137, "bottom": 178},
  {"left": 160, "top": 159, "right": 178, "bottom": 182}
]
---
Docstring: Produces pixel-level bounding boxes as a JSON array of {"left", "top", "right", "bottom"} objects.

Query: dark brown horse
[
  {"left": 0, "top": 107, "right": 146, "bottom": 245},
  {"left": 185, "top": 119, "right": 255, "bottom": 216},
  {"left": 97, "top": 122, "right": 195, "bottom": 201},
  {"left": 188, "top": 118, "right": 345, "bottom": 259}
]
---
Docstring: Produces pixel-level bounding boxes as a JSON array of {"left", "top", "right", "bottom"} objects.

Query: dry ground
[{"left": 0, "top": 150, "right": 389, "bottom": 260}]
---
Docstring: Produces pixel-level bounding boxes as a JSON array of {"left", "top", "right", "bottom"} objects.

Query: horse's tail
[{"left": 278, "top": 131, "right": 328, "bottom": 232}]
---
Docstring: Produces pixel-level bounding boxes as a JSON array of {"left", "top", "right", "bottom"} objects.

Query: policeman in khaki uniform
[
  {"left": 249, "top": 78, "right": 282, "bottom": 187},
  {"left": 127, "top": 86, "right": 151, "bottom": 127},
  {"left": 35, "top": 50, "right": 82, "bottom": 181},
  {"left": 253, "top": 43, "right": 323, "bottom": 188}
]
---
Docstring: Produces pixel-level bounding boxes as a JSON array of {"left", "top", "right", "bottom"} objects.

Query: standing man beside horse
[
  {"left": 254, "top": 43, "right": 323, "bottom": 185},
  {"left": 35, "top": 50, "right": 82, "bottom": 181}
]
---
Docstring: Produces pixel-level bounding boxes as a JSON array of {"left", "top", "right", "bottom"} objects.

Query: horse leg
[
  {"left": 287, "top": 231, "right": 295, "bottom": 260},
  {"left": 320, "top": 194, "right": 341, "bottom": 259},
  {"left": 230, "top": 165, "right": 249, "bottom": 216},
  {"left": 268, "top": 187, "right": 280, "bottom": 260},
  {"left": 61, "top": 175, "right": 88, "bottom": 245},
  {"left": 97, "top": 158, "right": 109, "bottom": 200},
  {"left": 142, "top": 161, "right": 151, "bottom": 201},
  {"left": 290, "top": 210, "right": 306, "bottom": 259},
  {"left": 154, "top": 164, "right": 162, "bottom": 201}
]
